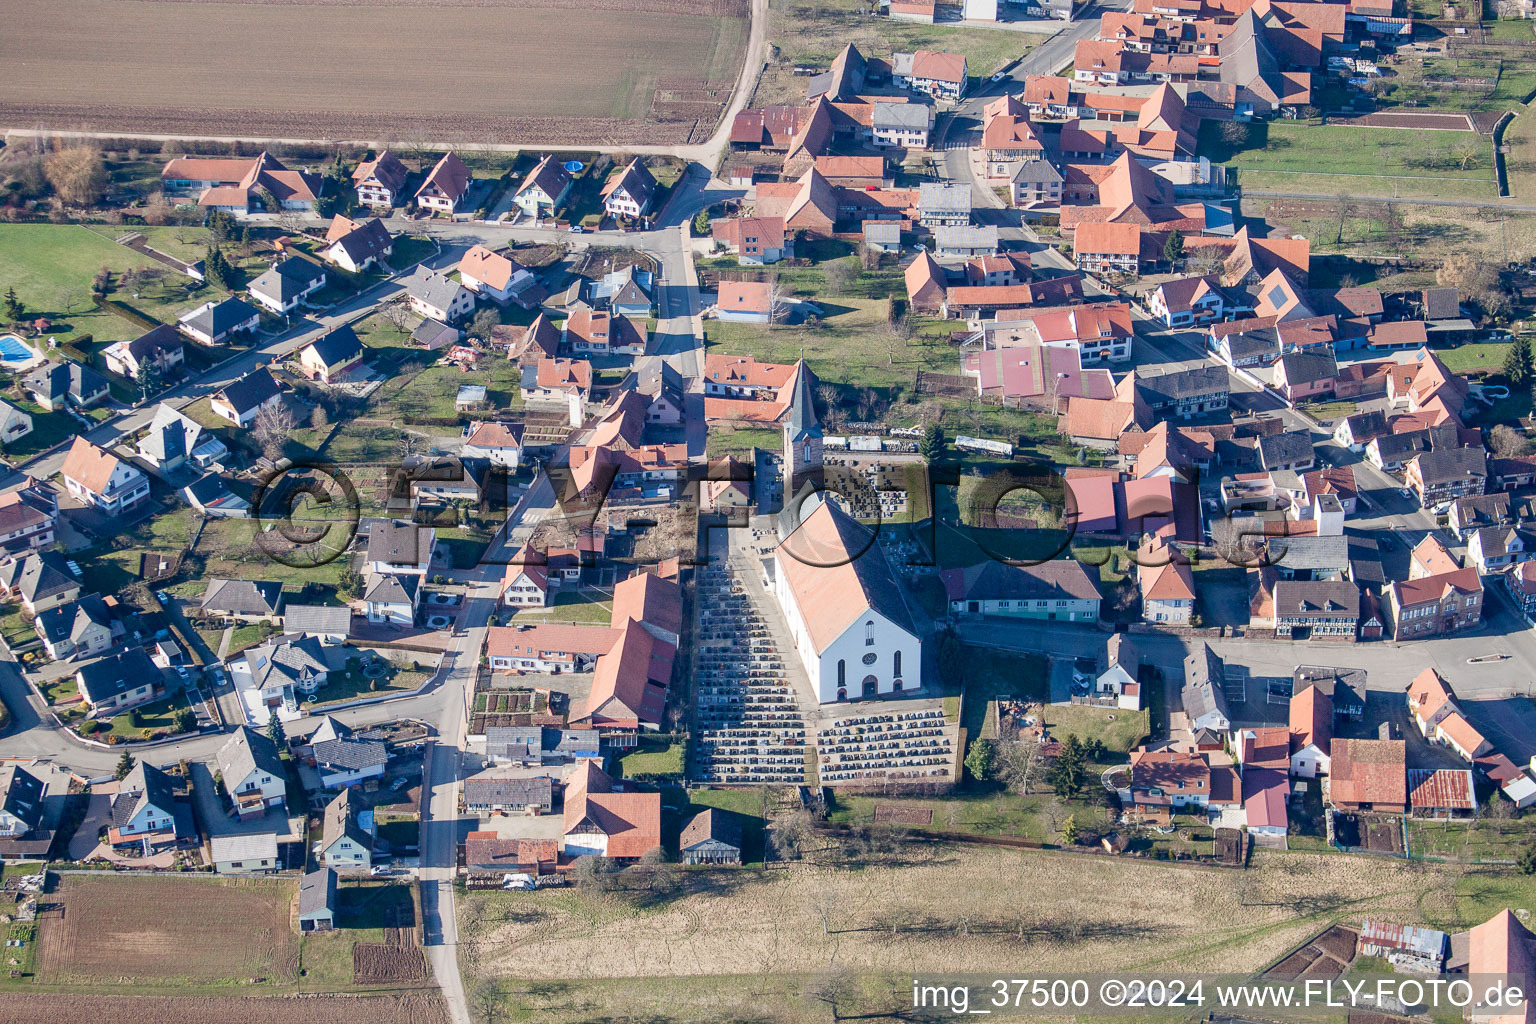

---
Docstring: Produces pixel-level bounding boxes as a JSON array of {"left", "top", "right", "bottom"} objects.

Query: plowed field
[
  {"left": 0, "top": 0, "right": 749, "bottom": 145},
  {"left": 0, "top": 992, "right": 449, "bottom": 1024}
]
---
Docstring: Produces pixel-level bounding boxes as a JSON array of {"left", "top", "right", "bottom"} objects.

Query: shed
[{"left": 679, "top": 808, "right": 742, "bottom": 865}]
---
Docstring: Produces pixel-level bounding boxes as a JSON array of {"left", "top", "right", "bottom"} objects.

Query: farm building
[{"left": 298, "top": 867, "right": 337, "bottom": 931}]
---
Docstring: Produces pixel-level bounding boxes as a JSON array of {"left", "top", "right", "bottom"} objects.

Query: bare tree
[
  {"left": 823, "top": 259, "right": 858, "bottom": 294},
  {"left": 1333, "top": 192, "right": 1353, "bottom": 246},
  {"left": 859, "top": 243, "right": 880, "bottom": 270},
  {"left": 1490, "top": 423, "right": 1531, "bottom": 457},
  {"left": 310, "top": 405, "right": 329, "bottom": 430},
  {"left": 995, "top": 735, "right": 1046, "bottom": 796},
  {"left": 379, "top": 298, "right": 412, "bottom": 333},
  {"left": 767, "top": 277, "right": 791, "bottom": 325},
  {"left": 252, "top": 402, "right": 296, "bottom": 462},
  {"left": 771, "top": 809, "right": 814, "bottom": 861},
  {"left": 804, "top": 965, "right": 857, "bottom": 1020},
  {"left": 60, "top": 288, "right": 86, "bottom": 315}
]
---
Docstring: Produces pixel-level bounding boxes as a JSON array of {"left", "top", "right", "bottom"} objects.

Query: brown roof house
[
  {"left": 61, "top": 437, "right": 150, "bottom": 517},
  {"left": 351, "top": 149, "right": 409, "bottom": 208},
  {"left": 415, "top": 151, "right": 473, "bottom": 214},
  {"left": 601, "top": 159, "right": 659, "bottom": 221},
  {"left": 562, "top": 761, "right": 662, "bottom": 860},
  {"left": 514, "top": 156, "right": 574, "bottom": 219},
  {"left": 1328, "top": 737, "right": 1406, "bottom": 812}
]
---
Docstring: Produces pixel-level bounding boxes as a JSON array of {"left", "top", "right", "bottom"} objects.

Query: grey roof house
[{"left": 201, "top": 578, "right": 284, "bottom": 621}]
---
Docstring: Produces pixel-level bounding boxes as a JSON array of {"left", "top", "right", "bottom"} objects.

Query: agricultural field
[
  {"left": 459, "top": 845, "right": 1487, "bottom": 1023},
  {"left": 34, "top": 876, "right": 297, "bottom": 988},
  {"left": 0, "top": 0, "right": 748, "bottom": 145},
  {"left": 1251, "top": 198, "right": 1536, "bottom": 265},
  {"left": 1201, "top": 121, "right": 1500, "bottom": 201},
  {"left": 1505, "top": 99, "right": 1536, "bottom": 202},
  {"left": 0, "top": 993, "right": 449, "bottom": 1024}
]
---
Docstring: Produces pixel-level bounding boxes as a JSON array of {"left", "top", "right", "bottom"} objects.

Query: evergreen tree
[
  {"left": 1060, "top": 813, "right": 1080, "bottom": 845},
  {"left": 1519, "top": 842, "right": 1536, "bottom": 875},
  {"left": 114, "top": 751, "right": 137, "bottom": 780},
  {"left": 919, "top": 422, "right": 946, "bottom": 462},
  {"left": 3, "top": 288, "right": 23, "bottom": 322},
  {"left": 964, "top": 738, "right": 995, "bottom": 783},
  {"left": 266, "top": 711, "right": 287, "bottom": 749},
  {"left": 204, "top": 245, "right": 231, "bottom": 290},
  {"left": 1162, "top": 229, "right": 1184, "bottom": 266},
  {"left": 1503, "top": 334, "right": 1532, "bottom": 386},
  {"left": 1047, "top": 734, "right": 1087, "bottom": 799}
]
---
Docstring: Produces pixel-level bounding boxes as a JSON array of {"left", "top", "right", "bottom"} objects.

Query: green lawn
[
  {"left": 309, "top": 660, "right": 430, "bottom": 708},
  {"left": 619, "top": 740, "right": 685, "bottom": 778},
  {"left": 1488, "top": 18, "right": 1535, "bottom": 40},
  {"left": 706, "top": 426, "right": 779, "bottom": 458},
  {"left": 228, "top": 622, "right": 279, "bottom": 655},
  {"left": 93, "top": 688, "right": 197, "bottom": 742},
  {"left": 1432, "top": 341, "right": 1512, "bottom": 375},
  {"left": 505, "top": 590, "right": 613, "bottom": 624},
  {"left": 1039, "top": 702, "right": 1149, "bottom": 755},
  {"left": 1199, "top": 121, "right": 1499, "bottom": 201},
  {"left": 1406, "top": 818, "right": 1536, "bottom": 863}
]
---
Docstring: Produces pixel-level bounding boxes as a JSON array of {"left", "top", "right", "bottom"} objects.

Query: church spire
[{"left": 785, "top": 359, "right": 822, "bottom": 442}]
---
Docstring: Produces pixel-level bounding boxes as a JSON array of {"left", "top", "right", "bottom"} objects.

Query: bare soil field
[
  {"left": 353, "top": 943, "right": 429, "bottom": 984},
  {"left": 35, "top": 876, "right": 298, "bottom": 987},
  {"left": 0, "top": 992, "right": 450, "bottom": 1024},
  {"left": 0, "top": 0, "right": 748, "bottom": 145}
]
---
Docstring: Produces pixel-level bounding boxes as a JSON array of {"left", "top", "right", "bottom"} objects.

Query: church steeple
[
  {"left": 781, "top": 359, "right": 824, "bottom": 510},
  {"left": 785, "top": 359, "right": 822, "bottom": 442}
]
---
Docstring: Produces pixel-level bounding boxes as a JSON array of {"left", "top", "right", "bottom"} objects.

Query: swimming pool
[{"left": 0, "top": 334, "right": 38, "bottom": 366}]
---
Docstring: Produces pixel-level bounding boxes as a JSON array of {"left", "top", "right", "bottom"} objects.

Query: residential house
[
  {"left": 627, "top": 356, "right": 685, "bottom": 425},
  {"left": 1272, "top": 580, "right": 1358, "bottom": 640},
  {"left": 1074, "top": 221, "right": 1142, "bottom": 276},
  {"left": 933, "top": 225, "right": 1000, "bottom": 257},
  {"left": 138, "top": 403, "right": 228, "bottom": 471},
  {"left": 917, "top": 181, "right": 972, "bottom": 227},
  {"left": 1148, "top": 275, "right": 1224, "bottom": 327},
  {"left": 25, "top": 360, "right": 109, "bottom": 411},
  {"left": 463, "top": 769, "right": 555, "bottom": 817},
  {"left": 893, "top": 49, "right": 969, "bottom": 99},
  {"left": 13, "top": 551, "right": 79, "bottom": 614},
  {"left": 1469, "top": 525, "right": 1534, "bottom": 573},
  {"left": 211, "top": 832, "right": 279, "bottom": 874},
  {"left": 177, "top": 297, "right": 262, "bottom": 347},
  {"left": 514, "top": 156, "right": 574, "bottom": 219},
  {"left": 485, "top": 623, "right": 620, "bottom": 671},
  {"left": 1258, "top": 430, "right": 1314, "bottom": 473},
  {"left": 461, "top": 421, "right": 524, "bottom": 469},
  {"left": 939, "top": 559, "right": 1102, "bottom": 622},
  {"left": 564, "top": 308, "right": 647, "bottom": 356},
  {"left": 1328, "top": 738, "right": 1407, "bottom": 812},
  {"left": 1503, "top": 560, "right": 1536, "bottom": 620},
  {"left": 36, "top": 594, "right": 116, "bottom": 661},
  {"left": 521, "top": 357, "right": 592, "bottom": 425},
  {"left": 323, "top": 216, "right": 394, "bottom": 273},
  {"left": 1449, "top": 493, "right": 1512, "bottom": 541},
  {"left": 401, "top": 266, "right": 475, "bottom": 324},
  {"left": 561, "top": 760, "right": 662, "bottom": 860},
  {"left": 680, "top": 809, "right": 743, "bottom": 865},
  {"left": 365, "top": 521, "right": 436, "bottom": 576},
  {"left": 589, "top": 265, "right": 653, "bottom": 318},
  {"left": 1295, "top": 664, "right": 1365, "bottom": 720},
  {"left": 282, "top": 604, "right": 351, "bottom": 642},
  {"left": 77, "top": 647, "right": 160, "bottom": 714},
  {"left": 1182, "top": 643, "right": 1230, "bottom": 731},
  {"left": 319, "top": 789, "right": 373, "bottom": 869},
  {"left": 1464, "top": 910, "right": 1536, "bottom": 1024},
  {"left": 209, "top": 368, "right": 282, "bottom": 428},
  {"left": 1289, "top": 682, "right": 1332, "bottom": 778},
  {"left": 312, "top": 720, "right": 388, "bottom": 789},
  {"left": 364, "top": 572, "right": 419, "bottom": 626},
  {"left": 1386, "top": 568, "right": 1483, "bottom": 640},
  {"left": 351, "top": 149, "right": 409, "bottom": 207},
  {"left": 458, "top": 245, "right": 537, "bottom": 306},
  {"left": 0, "top": 485, "right": 55, "bottom": 557},
  {"left": 103, "top": 324, "right": 187, "bottom": 381},
  {"left": 611, "top": 569, "right": 684, "bottom": 646},
  {"left": 1126, "top": 749, "right": 1209, "bottom": 823},
  {"left": 1010, "top": 158, "right": 1064, "bottom": 207},
  {"left": 715, "top": 282, "right": 773, "bottom": 324},
  {"left": 872, "top": 101, "right": 933, "bottom": 148},
  {"left": 1139, "top": 539, "right": 1195, "bottom": 624},
  {"left": 161, "top": 151, "right": 322, "bottom": 211},
  {"left": 712, "top": 216, "right": 790, "bottom": 265},
  {"left": 0, "top": 399, "right": 30, "bottom": 449},
  {"left": 232, "top": 634, "right": 331, "bottom": 717},
  {"left": 215, "top": 727, "right": 288, "bottom": 820},
  {"left": 415, "top": 151, "right": 472, "bottom": 214},
  {"left": 601, "top": 159, "right": 659, "bottom": 220},
  {"left": 1274, "top": 349, "right": 1338, "bottom": 403},
  {"left": 0, "top": 765, "right": 43, "bottom": 838},
  {"left": 1406, "top": 448, "right": 1486, "bottom": 510},
  {"left": 201, "top": 578, "right": 284, "bottom": 623},
  {"left": 1134, "top": 364, "right": 1228, "bottom": 418},
  {"left": 1093, "top": 634, "right": 1143, "bottom": 710},
  {"left": 248, "top": 257, "right": 327, "bottom": 315},
  {"left": 295, "top": 324, "right": 366, "bottom": 384},
  {"left": 61, "top": 436, "right": 150, "bottom": 515},
  {"left": 109, "top": 761, "right": 185, "bottom": 850}
]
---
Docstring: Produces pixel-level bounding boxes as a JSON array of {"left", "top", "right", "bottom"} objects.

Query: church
[{"left": 770, "top": 361, "right": 924, "bottom": 703}]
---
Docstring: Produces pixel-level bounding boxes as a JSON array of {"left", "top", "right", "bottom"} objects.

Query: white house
[
  {"left": 514, "top": 156, "right": 574, "bottom": 219},
  {"left": 323, "top": 216, "right": 394, "bottom": 273},
  {"left": 231, "top": 634, "right": 329, "bottom": 726},
  {"left": 774, "top": 500, "right": 922, "bottom": 703},
  {"left": 60, "top": 436, "right": 150, "bottom": 516},
  {"left": 458, "top": 245, "right": 536, "bottom": 306},
  {"left": 401, "top": 266, "right": 475, "bottom": 324},
  {"left": 211, "top": 832, "right": 280, "bottom": 874},
  {"left": 177, "top": 297, "right": 262, "bottom": 346},
  {"left": 600, "top": 159, "right": 658, "bottom": 220},
  {"left": 102, "top": 324, "right": 186, "bottom": 381},
  {"left": 0, "top": 765, "right": 43, "bottom": 837},
  {"left": 461, "top": 421, "right": 523, "bottom": 469},
  {"left": 208, "top": 368, "right": 282, "bottom": 429},
  {"left": 248, "top": 257, "right": 327, "bottom": 315},
  {"left": 1094, "top": 635, "right": 1142, "bottom": 710},
  {"left": 319, "top": 789, "right": 373, "bottom": 869},
  {"left": 313, "top": 726, "right": 388, "bottom": 790},
  {"left": 364, "top": 572, "right": 419, "bottom": 626},
  {"left": 138, "top": 402, "right": 228, "bottom": 471},
  {"left": 110, "top": 762, "right": 180, "bottom": 844},
  {"left": 0, "top": 400, "right": 31, "bottom": 448},
  {"left": 215, "top": 726, "right": 288, "bottom": 820},
  {"left": 365, "top": 522, "right": 436, "bottom": 577}
]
